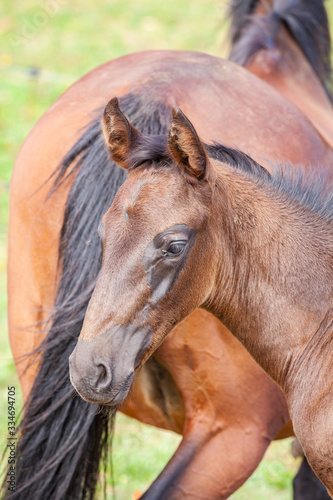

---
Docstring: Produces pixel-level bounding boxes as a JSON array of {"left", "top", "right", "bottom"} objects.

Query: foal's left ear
[
  {"left": 167, "top": 107, "right": 208, "bottom": 180},
  {"left": 102, "top": 97, "right": 142, "bottom": 169}
]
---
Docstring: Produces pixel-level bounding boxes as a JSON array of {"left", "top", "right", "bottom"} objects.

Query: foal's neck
[{"left": 205, "top": 163, "right": 333, "bottom": 393}]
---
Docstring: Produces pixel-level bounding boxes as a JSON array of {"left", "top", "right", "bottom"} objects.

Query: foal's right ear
[
  {"left": 168, "top": 107, "right": 208, "bottom": 180},
  {"left": 102, "top": 97, "right": 142, "bottom": 169}
]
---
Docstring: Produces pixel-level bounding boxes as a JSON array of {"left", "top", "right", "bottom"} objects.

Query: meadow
[{"left": 1, "top": 0, "right": 332, "bottom": 498}]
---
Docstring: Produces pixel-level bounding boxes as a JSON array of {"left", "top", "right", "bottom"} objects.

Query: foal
[{"left": 70, "top": 98, "right": 333, "bottom": 495}]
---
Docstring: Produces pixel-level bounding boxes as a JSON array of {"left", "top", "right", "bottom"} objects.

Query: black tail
[
  {"left": 228, "top": 0, "right": 333, "bottom": 100},
  {"left": 3, "top": 91, "right": 171, "bottom": 499}
]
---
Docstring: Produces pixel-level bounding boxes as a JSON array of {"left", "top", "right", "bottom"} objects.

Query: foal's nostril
[{"left": 94, "top": 361, "right": 112, "bottom": 392}]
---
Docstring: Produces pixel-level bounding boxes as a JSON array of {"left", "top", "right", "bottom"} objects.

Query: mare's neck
[{"left": 204, "top": 164, "right": 333, "bottom": 395}]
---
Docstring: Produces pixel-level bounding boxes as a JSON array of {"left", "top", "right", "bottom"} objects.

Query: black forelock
[{"left": 128, "top": 134, "right": 169, "bottom": 170}]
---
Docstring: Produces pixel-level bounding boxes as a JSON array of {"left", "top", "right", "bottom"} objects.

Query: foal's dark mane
[
  {"left": 207, "top": 143, "right": 333, "bottom": 221},
  {"left": 228, "top": 0, "right": 333, "bottom": 100}
]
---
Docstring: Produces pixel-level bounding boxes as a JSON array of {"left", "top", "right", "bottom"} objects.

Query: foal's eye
[{"left": 163, "top": 241, "right": 187, "bottom": 257}]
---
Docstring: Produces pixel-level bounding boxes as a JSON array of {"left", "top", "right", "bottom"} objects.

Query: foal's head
[{"left": 69, "top": 98, "right": 220, "bottom": 405}]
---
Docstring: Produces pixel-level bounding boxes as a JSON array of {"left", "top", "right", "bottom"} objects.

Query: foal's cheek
[
  {"left": 143, "top": 238, "right": 197, "bottom": 304},
  {"left": 145, "top": 258, "right": 184, "bottom": 303}
]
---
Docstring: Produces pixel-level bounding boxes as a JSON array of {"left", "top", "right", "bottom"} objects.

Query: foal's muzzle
[
  {"left": 69, "top": 342, "right": 133, "bottom": 405},
  {"left": 69, "top": 325, "right": 151, "bottom": 405}
]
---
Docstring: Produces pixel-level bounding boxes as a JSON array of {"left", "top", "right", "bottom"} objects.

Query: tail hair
[{"left": 228, "top": 0, "right": 333, "bottom": 99}]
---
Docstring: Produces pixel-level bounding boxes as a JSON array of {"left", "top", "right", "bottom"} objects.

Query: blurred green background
[{"left": 1, "top": 1, "right": 332, "bottom": 499}]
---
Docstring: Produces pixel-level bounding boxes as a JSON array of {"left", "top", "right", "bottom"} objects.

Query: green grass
[
  {"left": 0, "top": 0, "right": 331, "bottom": 498},
  {"left": 110, "top": 415, "right": 181, "bottom": 499}
]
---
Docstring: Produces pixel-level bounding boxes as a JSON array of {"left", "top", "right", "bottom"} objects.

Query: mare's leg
[
  {"left": 294, "top": 456, "right": 331, "bottom": 500},
  {"left": 141, "top": 310, "right": 290, "bottom": 499},
  {"left": 291, "top": 391, "right": 333, "bottom": 499}
]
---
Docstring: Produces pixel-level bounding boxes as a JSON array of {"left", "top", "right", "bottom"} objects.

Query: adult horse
[
  {"left": 6, "top": 4, "right": 333, "bottom": 500},
  {"left": 69, "top": 97, "right": 333, "bottom": 493}
]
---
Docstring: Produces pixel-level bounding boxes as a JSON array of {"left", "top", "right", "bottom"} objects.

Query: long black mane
[
  {"left": 4, "top": 92, "right": 171, "bottom": 500},
  {"left": 228, "top": 0, "right": 333, "bottom": 100}
]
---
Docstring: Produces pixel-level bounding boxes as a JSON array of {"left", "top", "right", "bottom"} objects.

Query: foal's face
[{"left": 69, "top": 99, "right": 217, "bottom": 405}]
